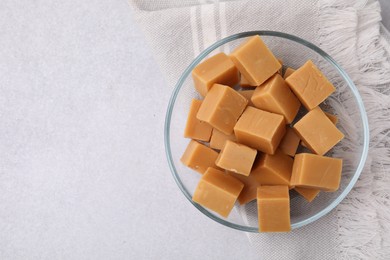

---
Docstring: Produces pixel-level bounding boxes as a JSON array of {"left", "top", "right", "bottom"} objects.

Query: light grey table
[
  {"left": 0, "top": 1, "right": 388, "bottom": 259},
  {"left": 0, "top": 1, "right": 254, "bottom": 259}
]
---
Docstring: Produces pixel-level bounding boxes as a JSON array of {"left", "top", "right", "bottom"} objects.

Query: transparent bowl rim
[{"left": 164, "top": 31, "right": 370, "bottom": 232}]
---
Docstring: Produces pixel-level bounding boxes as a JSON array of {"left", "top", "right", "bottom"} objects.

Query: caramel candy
[
  {"left": 279, "top": 127, "right": 300, "bottom": 157},
  {"left": 301, "top": 110, "right": 338, "bottom": 148},
  {"left": 294, "top": 187, "right": 320, "bottom": 202},
  {"left": 286, "top": 60, "right": 336, "bottom": 110},
  {"left": 237, "top": 89, "right": 255, "bottom": 106},
  {"left": 209, "top": 128, "right": 236, "bottom": 150},
  {"left": 291, "top": 153, "right": 342, "bottom": 191},
  {"left": 294, "top": 107, "right": 344, "bottom": 155},
  {"left": 184, "top": 99, "right": 213, "bottom": 141},
  {"left": 193, "top": 167, "right": 244, "bottom": 217},
  {"left": 240, "top": 76, "right": 256, "bottom": 88},
  {"left": 192, "top": 53, "right": 239, "bottom": 97},
  {"left": 257, "top": 186, "right": 291, "bottom": 232},
  {"left": 197, "top": 84, "right": 248, "bottom": 135},
  {"left": 216, "top": 140, "right": 257, "bottom": 176},
  {"left": 180, "top": 140, "right": 219, "bottom": 174},
  {"left": 283, "top": 67, "right": 295, "bottom": 79},
  {"left": 234, "top": 106, "right": 285, "bottom": 154},
  {"left": 228, "top": 171, "right": 261, "bottom": 205},
  {"left": 230, "top": 36, "right": 281, "bottom": 86},
  {"left": 251, "top": 74, "right": 301, "bottom": 124},
  {"left": 251, "top": 149, "right": 293, "bottom": 186}
]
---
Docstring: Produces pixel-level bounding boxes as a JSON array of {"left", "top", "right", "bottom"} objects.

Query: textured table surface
[
  {"left": 0, "top": 1, "right": 255, "bottom": 259},
  {"left": 0, "top": 1, "right": 388, "bottom": 259}
]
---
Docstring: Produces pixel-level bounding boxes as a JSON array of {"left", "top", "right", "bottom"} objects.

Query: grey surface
[
  {"left": 0, "top": 1, "right": 255, "bottom": 259},
  {"left": 381, "top": 0, "right": 390, "bottom": 30}
]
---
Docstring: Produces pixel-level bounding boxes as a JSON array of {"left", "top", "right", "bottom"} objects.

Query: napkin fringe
[{"left": 319, "top": 0, "right": 390, "bottom": 258}]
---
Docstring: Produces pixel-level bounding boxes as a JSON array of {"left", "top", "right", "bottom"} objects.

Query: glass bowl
[{"left": 164, "top": 31, "right": 369, "bottom": 232}]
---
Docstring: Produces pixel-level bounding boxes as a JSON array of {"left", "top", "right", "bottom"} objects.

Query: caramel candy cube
[
  {"left": 294, "top": 187, "right": 320, "bottom": 202},
  {"left": 301, "top": 110, "right": 338, "bottom": 148},
  {"left": 234, "top": 106, "right": 285, "bottom": 154},
  {"left": 251, "top": 149, "right": 293, "bottom": 186},
  {"left": 230, "top": 36, "right": 281, "bottom": 86},
  {"left": 237, "top": 89, "right": 255, "bottom": 106},
  {"left": 279, "top": 127, "right": 300, "bottom": 157},
  {"left": 291, "top": 153, "right": 342, "bottom": 191},
  {"left": 193, "top": 167, "right": 244, "bottom": 217},
  {"left": 294, "top": 107, "right": 344, "bottom": 155},
  {"left": 283, "top": 67, "right": 295, "bottom": 79},
  {"left": 216, "top": 140, "right": 257, "bottom": 176},
  {"left": 257, "top": 186, "right": 291, "bottom": 232},
  {"left": 228, "top": 171, "right": 261, "bottom": 205},
  {"left": 197, "top": 84, "right": 248, "bottom": 135},
  {"left": 184, "top": 99, "right": 213, "bottom": 141},
  {"left": 240, "top": 76, "right": 256, "bottom": 87},
  {"left": 251, "top": 74, "right": 301, "bottom": 124},
  {"left": 209, "top": 128, "right": 236, "bottom": 150},
  {"left": 180, "top": 140, "right": 219, "bottom": 174},
  {"left": 286, "top": 60, "right": 335, "bottom": 110},
  {"left": 192, "top": 53, "right": 239, "bottom": 96}
]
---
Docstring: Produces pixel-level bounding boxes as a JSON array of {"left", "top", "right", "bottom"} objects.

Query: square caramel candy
[
  {"left": 234, "top": 106, "right": 285, "bottom": 154},
  {"left": 216, "top": 140, "right": 257, "bottom": 176},
  {"left": 294, "top": 107, "right": 344, "bottom": 155},
  {"left": 283, "top": 67, "right": 295, "bottom": 79},
  {"left": 286, "top": 60, "right": 335, "bottom": 110},
  {"left": 230, "top": 36, "right": 281, "bottom": 86},
  {"left": 279, "top": 127, "right": 300, "bottom": 157},
  {"left": 241, "top": 59, "right": 282, "bottom": 87},
  {"left": 193, "top": 167, "right": 244, "bottom": 217},
  {"left": 301, "top": 109, "right": 338, "bottom": 148},
  {"left": 294, "top": 187, "right": 320, "bottom": 202},
  {"left": 237, "top": 90, "right": 255, "bottom": 106},
  {"left": 257, "top": 186, "right": 291, "bottom": 232},
  {"left": 228, "top": 171, "right": 261, "bottom": 205},
  {"left": 180, "top": 140, "right": 219, "bottom": 174},
  {"left": 197, "top": 84, "right": 248, "bottom": 135},
  {"left": 291, "top": 153, "right": 342, "bottom": 191},
  {"left": 209, "top": 128, "right": 236, "bottom": 150},
  {"left": 192, "top": 52, "right": 239, "bottom": 97},
  {"left": 251, "top": 149, "right": 293, "bottom": 186},
  {"left": 184, "top": 99, "right": 213, "bottom": 142},
  {"left": 251, "top": 74, "right": 301, "bottom": 124}
]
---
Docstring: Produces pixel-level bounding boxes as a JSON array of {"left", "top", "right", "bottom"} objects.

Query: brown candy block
[
  {"left": 230, "top": 36, "right": 281, "bottom": 86},
  {"left": 251, "top": 149, "right": 293, "bottom": 186},
  {"left": 251, "top": 74, "right": 301, "bottom": 124},
  {"left": 180, "top": 140, "right": 219, "bottom": 174},
  {"left": 216, "top": 140, "right": 257, "bottom": 176},
  {"left": 234, "top": 106, "right": 285, "bottom": 154},
  {"left": 286, "top": 60, "right": 335, "bottom": 110},
  {"left": 192, "top": 52, "right": 239, "bottom": 97},
  {"left": 184, "top": 99, "right": 213, "bottom": 141},
  {"left": 291, "top": 153, "right": 342, "bottom": 191},
  {"left": 193, "top": 167, "right": 244, "bottom": 217},
  {"left": 257, "top": 185, "right": 291, "bottom": 232},
  {"left": 197, "top": 84, "right": 248, "bottom": 135},
  {"left": 294, "top": 107, "right": 344, "bottom": 155}
]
